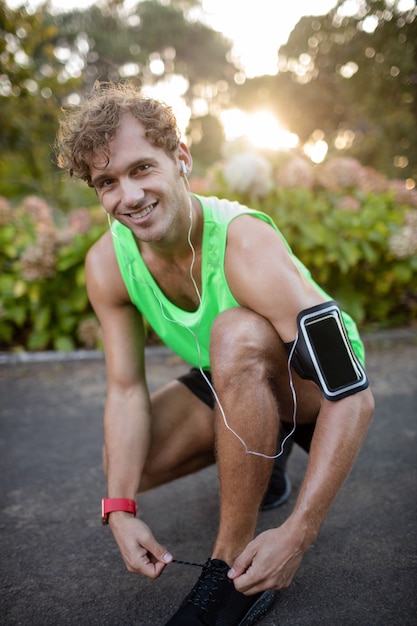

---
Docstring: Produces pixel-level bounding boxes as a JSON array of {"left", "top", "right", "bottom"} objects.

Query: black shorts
[
  {"left": 177, "top": 368, "right": 215, "bottom": 409},
  {"left": 177, "top": 367, "right": 315, "bottom": 452}
]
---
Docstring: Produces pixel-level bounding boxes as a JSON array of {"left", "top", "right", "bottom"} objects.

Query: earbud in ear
[{"left": 180, "top": 160, "right": 187, "bottom": 176}]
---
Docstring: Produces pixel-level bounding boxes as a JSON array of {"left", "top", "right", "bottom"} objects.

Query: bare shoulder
[
  {"left": 226, "top": 214, "right": 297, "bottom": 278},
  {"left": 225, "top": 213, "right": 326, "bottom": 340},
  {"left": 86, "top": 230, "right": 116, "bottom": 279},
  {"left": 227, "top": 213, "right": 291, "bottom": 255},
  {"left": 85, "top": 230, "right": 130, "bottom": 306}
]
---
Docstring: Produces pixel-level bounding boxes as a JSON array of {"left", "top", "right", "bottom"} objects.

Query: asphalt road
[{"left": 1, "top": 331, "right": 416, "bottom": 625}]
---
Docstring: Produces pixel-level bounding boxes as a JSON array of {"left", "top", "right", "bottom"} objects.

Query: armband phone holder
[{"left": 293, "top": 301, "right": 369, "bottom": 401}]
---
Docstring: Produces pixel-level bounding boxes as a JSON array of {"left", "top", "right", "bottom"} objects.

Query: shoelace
[
  {"left": 172, "top": 559, "right": 205, "bottom": 568},
  {"left": 185, "top": 561, "right": 229, "bottom": 611}
]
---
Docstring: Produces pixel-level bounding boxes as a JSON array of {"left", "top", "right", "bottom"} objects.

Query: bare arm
[
  {"left": 86, "top": 233, "right": 172, "bottom": 577},
  {"left": 229, "top": 392, "right": 373, "bottom": 593},
  {"left": 224, "top": 216, "right": 374, "bottom": 591}
]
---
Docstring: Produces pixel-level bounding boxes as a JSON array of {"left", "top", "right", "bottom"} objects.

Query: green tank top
[{"left": 111, "top": 195, "right": 365, "bottom": 368}]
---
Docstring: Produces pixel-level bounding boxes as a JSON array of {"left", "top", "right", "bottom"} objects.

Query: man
[{"left": 56, "top": 81, "right": 374, "bottom": 625}]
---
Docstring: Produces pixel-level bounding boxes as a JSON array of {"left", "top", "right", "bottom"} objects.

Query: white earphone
[{"left": 180, "top": 160, "right": 187, "bottom": 176}]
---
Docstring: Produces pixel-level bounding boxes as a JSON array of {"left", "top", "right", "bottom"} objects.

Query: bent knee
[
  {"left": 210, "top": 307, "right": 285, "bottom": 376},
  {"left": 211, "top": 307, "right": 280, "bottom": 350}
]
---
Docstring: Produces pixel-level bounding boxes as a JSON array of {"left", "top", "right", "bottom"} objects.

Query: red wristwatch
[{"left": 101, "top": 498, "right": 137, "bottom": 525}]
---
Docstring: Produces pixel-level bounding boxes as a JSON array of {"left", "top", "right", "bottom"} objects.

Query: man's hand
[
  {"left": 109, "top": 511, "right": 173, "bottom": 578},
  {"left": 228, "top": 517, "right": 312, "bottom": 594}
]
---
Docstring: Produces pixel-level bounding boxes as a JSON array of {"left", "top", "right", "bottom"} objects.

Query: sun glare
[
  {"left": 221, "top": 109, "right": 299, "bottom": 152},
  {"left": 304, "top": 139, "right": 329, "bottom": 164}
]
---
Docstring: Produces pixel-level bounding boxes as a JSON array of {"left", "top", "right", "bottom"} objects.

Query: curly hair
[{"left": 55, "top": 82, "right": 182, "bottom": 186}]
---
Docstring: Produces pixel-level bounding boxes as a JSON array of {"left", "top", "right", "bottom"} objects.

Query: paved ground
[{"left": 1, "top": 331, "right": 416, "bottom": 626}]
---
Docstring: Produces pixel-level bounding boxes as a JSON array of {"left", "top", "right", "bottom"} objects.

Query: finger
[
  {"left": 144, "top": 539, "right": 173, "bottom": 565},
  {"left": 133, "top": 545, "right": 172, "bottom": 579},
  {"left": 227, "top": 546, "right": 255, "bottom": 580},
  {"left": 232, "top": 570, "right": 264, "bottom": 595},
  {"left": 139, "top": 557, "right": 168, "bottom": 579},
  {"left": 135, "top": 522, "right": 172, "bottom": 564}
]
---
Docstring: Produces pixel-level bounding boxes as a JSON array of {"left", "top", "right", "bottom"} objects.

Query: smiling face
[{"left": 89, "top": 113, "right": 192, "bottom": 246}]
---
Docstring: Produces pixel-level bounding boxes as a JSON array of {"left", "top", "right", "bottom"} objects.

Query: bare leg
[
  {"left": 210, "top": 307, "right": 320, "bottom": 565},
  {"left": 102, "top": 380, "right": 216, "bottom": 492},
  {"left": 139, "top": 380, "right": 216, "bottom": 491}
]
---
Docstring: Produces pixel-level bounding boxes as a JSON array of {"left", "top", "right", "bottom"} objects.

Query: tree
[
  {"left": 186, "top": 114, "right": 225, "bottom": 169},
  {"left": 0, "top": 2, "right": 83, "bottom": 203},
  {"left": 232, "top": 0, "right": 417, "bottom": 180},
  {"left": 53, "top": 0, "right": 237, "bottom": 110},
  {"left": 1, "top": 0, "right": 238, "bottom": 204}
]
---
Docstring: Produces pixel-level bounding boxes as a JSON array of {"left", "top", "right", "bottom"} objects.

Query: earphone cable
[{"left": 107, "top": 200, "right": 297, "bottom": 460}]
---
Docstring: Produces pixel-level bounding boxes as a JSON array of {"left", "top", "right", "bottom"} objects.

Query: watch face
[{"left": 101, "top": 498, "right": 108, "bottom": 524}]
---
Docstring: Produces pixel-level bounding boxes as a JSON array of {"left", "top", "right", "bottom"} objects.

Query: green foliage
[
  {"left": 2, "top": 168, "right": 416, "bottom": 354},
  {"left": 0, "top": 197, "right": 107, "bottom": 352},
  {"left": 2, "top": 0, "right": 416, "bottom": 207},
  {"left": 233, "top": 1, "right": 417, "bottom": 181},
  {"left": 53, "top": 0, "right": 234, "bottom": 98},
  {"left": 0, "top": 0, "right": 236, "bottom": 206},
  {"left": 186, "top": 114, "right": 225, "bottom": 171},
  {"left": 212, "top": 153, "right": 417, "bottom": 330},
  {"left": 266, "top": 188, "right": 417, "bottom": 328},
  {"left": 0, "top": 3, "right": 83, "bottom": 205}
]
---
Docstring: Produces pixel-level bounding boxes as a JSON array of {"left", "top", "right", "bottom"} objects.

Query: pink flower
[
  {"left": 275, "top": 156, "right": 315, "bottom": 190},
  {"left": 68, "top": 208, "right": 93, "bottom": 235},
  {"left": 357, "top": 167, "right": 388, "bottom": 194},
  {"left": 316, "top": 157, "right": 363, "bottom": 192},
  {"left": 388, "top": 181, "right": 417, "bottom": 208},
  {"left": 336, "top": 195, "right": 361, "bottom": 212},
  {"left": 21, "top": 196, "right": 54, "bottom": 226},
  {"left": 20, "top": 229, "right": 57, "bottom": 281}
]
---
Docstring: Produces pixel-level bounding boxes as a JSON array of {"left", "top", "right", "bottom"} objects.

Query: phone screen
[{"left": 305, "top": 314, "right": 360, "bottom": 391}]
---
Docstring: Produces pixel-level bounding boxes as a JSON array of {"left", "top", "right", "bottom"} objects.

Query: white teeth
[{"left": 129, "top": 203, "right": 154, "bottom": 219}]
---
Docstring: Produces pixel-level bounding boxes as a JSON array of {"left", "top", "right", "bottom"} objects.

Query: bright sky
[{"left": 201, "top": 0, "right": 338, "bottom": 77}]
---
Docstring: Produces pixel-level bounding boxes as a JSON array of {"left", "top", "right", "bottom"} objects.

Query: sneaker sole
[{"left": 239, "top": 589, "right": 277, "bottom": 626}]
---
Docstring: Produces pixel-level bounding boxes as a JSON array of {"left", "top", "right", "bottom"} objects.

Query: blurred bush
[
  {"left": 212, "top": 154, "right": 417, "bottom": 329},
  {"left": 1, "top": 154, "right": 416, "bottom": 352},
  {"left": 0, "top": 196, "right": 106, "bottom": 351}
]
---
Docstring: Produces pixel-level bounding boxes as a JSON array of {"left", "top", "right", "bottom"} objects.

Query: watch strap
[{"left": 102, "top": 498, "right": 137, "bottom": 525}]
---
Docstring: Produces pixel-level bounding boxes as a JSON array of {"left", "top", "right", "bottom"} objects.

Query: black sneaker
[
  {"left": 165, "top": 558, "right": 277, "bottom": 625},
  {"left": 260, "top": 472, "right": 291, "bottom": 511},
  {"left": 260, "top": 437, "right": 293, "bottom": 511}
]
